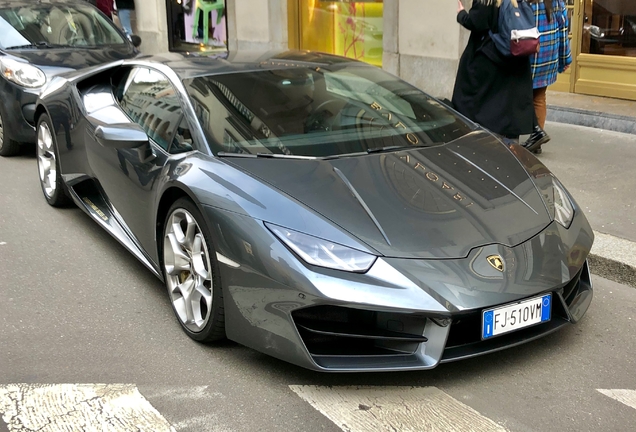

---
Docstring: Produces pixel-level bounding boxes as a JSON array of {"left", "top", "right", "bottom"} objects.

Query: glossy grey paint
[
  {"left": 224, "top": 132, "right": 553, "bottom": 259},
  {"left": 35, "top": 50, "right": 595, "bottom": 371}
]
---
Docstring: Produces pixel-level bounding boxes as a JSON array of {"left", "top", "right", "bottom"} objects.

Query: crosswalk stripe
[
  {"left": 0, "top": 384, "right": 175, "bottom": 431},
  {"left": 597, "top": 389, "right": 636, "bottom": 410},
  {"left": 289, "top": 385, "right": 507, "bottom": 432}
]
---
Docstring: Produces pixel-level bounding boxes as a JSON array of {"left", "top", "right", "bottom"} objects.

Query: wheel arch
[
  {"left": 33, "top": 104, "right": 50, "bottom": 129},
  {"left": 155, "top": 184, "right": 212, "bottom": 265}
]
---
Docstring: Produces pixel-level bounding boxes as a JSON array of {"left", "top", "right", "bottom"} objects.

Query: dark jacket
[
  {"left": 115, "top": 0, "right": 135, "bottom": 10},
  {"left": 451, "top": 0, "right": 534, "bottom": 137}
]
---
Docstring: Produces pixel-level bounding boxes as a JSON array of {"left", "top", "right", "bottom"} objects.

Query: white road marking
[
  {"left": 597, "top": 389, "right": 636, "bottom": 410},
  {"left": 0, "top": 384, "right": 175, "bottom": 432},
  {"left": 289, "top": 385, "right": 507, "bottom": 432},
  {"left": 0, "top": 242, "right": 6, "bottom": 245},
  {"left": 141, "top": 386, "right": 231, "bottom": 432}
]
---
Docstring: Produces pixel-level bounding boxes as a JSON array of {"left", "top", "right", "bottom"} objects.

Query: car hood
[
  {"left": 226, "top": 131, "right": 552, "bottom": 259},
  {"left": 5, "top": 45, "right": 136, "bottom": 71}
]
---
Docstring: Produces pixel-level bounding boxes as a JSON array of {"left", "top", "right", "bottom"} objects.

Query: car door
[{"left": 86, "top": 66, "right": 194, "bottom": 259}]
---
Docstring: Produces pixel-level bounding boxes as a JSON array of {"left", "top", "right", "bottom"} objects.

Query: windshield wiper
[
  {"left": 217, "top": 152, "right": 316, "bottom": 160},
  {"left": 366, "top": 144, "right": 434, "bottom": 154},
  {"left": 320, "top": 146, "right": 431, "bottom": 161},
  {"left": 5, "top": 41, "right": 53, "bottom": 50}
]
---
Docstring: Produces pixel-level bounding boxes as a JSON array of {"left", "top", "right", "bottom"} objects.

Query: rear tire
[
  {"left": 162, "top": 198, "right": 225, "bottom": 342},
  {"left": 36, "top": 114, "right": 72, "bottom": 207},
  {"left": 0, "top": 107, "right": 20, "bottom": 156}
]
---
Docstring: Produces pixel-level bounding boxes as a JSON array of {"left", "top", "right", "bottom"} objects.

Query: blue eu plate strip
[
  {"left": 483, "top": 310, "right": 494, "bottom": 339},
  {"left": 541, "top": 294, "right": 551, "bottom": 322}
]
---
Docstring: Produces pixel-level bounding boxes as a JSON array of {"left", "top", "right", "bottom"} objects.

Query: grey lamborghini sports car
[{"left": 34, "top": 51, "right": 594, "bottom": 372}]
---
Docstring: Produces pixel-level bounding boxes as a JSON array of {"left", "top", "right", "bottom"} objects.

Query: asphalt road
[{"left": 1, "top": 123, "right": 635, "bottom": 432}]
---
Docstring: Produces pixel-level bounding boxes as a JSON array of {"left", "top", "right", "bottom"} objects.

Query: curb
[
  {"left": 547, "top": 106, "right": 636, "bottom": 136},
  {"left": 588, "top": 254, "right": 636, "bottom": 288},
  {"left": 588, "top": 231, "right": 636, "bottom": 288}
]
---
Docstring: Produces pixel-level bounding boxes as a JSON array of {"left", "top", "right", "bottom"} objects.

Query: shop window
[
  {"left": 581, "top": 0, "right": 636, "bottom": 57},
  {"left": 298, "top": 0, "right": 383, "bottom": 66},
  {"left": 166, "top": 0, "right": 227, "bottom": 52}
]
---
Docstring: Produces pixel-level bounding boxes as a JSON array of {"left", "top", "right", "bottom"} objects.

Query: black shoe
[
  {"left": 523, "top": 126, "right": 550, "bottom": 152},
  {"left": 531, "top": 146, "right": 542, "bottom": 155}
]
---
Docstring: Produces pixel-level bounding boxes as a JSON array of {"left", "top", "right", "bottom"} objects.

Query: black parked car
[
  {"left": 0, "top": 0, "right": 140, "bottom": 156},
  {"left": 33, "top": 51, "right": 594, "bottom": 372}
]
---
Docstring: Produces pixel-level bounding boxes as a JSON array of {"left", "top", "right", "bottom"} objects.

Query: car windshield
[
  {"left": 184, "top": 65, "right": 474, "bottom": 158},
  {"left": 0, "top": 4, "right": 125, "bottom": 49}
]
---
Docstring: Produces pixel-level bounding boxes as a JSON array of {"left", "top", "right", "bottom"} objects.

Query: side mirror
[
  {"left": 95, "top": 123, "right": 148, "bottom": 149},
  {"left": 130, "top": 35, "right": 142, "bottom": 48}
]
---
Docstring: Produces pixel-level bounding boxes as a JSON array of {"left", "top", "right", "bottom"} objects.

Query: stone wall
[
  {"left": 383, "top": 0, "right": 470, "bottom": 99},
  {"left": 133, "top": 0, "right": 169, "bottom": 54}
]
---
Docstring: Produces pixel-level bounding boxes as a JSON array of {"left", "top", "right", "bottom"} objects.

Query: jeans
[{"left": 118, "top": 8, "right": 133, "bottom": 36}]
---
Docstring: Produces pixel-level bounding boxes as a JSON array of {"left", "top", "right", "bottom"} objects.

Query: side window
[
  {"left": 170, "top": 115, "right": 194, "bottom": 154},
  {"left": 119, "top": 67, "right": 184, "bottom": 153}
]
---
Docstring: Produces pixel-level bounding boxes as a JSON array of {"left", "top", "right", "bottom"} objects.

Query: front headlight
[
  {"left": 0, "top": 58, "right": 47, "bottom": 88},
  {"left": 266, "top": 223, "right": 376, "bottom": 272},
  {"left": 544, "top": 175, "right": 574, "bottom": 228}
]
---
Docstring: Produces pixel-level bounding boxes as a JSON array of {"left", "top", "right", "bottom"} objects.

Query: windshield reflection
[{"left": 184, "top": 65, "right": 473, "bottom": 158}]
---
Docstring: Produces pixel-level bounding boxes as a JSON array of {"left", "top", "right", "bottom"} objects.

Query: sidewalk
[
  {"left": 545, "top": 91, "right": 636, "bottom": 287},
  {"left": 547, "top": 91, "right": 636, "bottom": 135}
]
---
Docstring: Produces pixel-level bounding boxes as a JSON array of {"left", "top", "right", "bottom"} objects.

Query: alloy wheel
[
  {"left": 37, "top": 121, "right": 57, "bottom": 198},
  {"left": 164, "top": 209, "right": 213, "bottom": 333}
]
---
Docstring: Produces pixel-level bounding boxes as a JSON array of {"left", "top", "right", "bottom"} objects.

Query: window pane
[
  {"left": 171, "top": 115, "right": 194, "bottom": 154},
  {"left": 167, "top": 0, "right": 227, "bottom": 52},
  {"left": 581, "top": 0, "right": 636, "bottom": 56},
  {"left": 119, "top": 68, "right": 183, "bottom": 152},
  {"left": 298, "top": 0, "right": 384, "bottom": 66}
]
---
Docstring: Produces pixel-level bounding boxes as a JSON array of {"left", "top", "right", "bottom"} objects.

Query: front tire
[
  {"left": 163, "top": 198, "right": 225, "bottom": 342},
  {"left": 36, "top": 114, "right": 72, "bottom": 207},
  {"left": 0, "top": 106, "right": 20, "bottom": 156}
]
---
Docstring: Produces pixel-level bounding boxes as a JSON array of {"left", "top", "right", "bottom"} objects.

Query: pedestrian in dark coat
[{"left": 451, "top": 0, "right": 535, "bottom": 141}]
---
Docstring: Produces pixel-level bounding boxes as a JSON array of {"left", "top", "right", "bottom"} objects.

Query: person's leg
[
  {"left": 534, "top": 87, "right": 548, "bottom": 129},
  {"left": 524, "top": 87, "right": 550, "bottom": 153},
  {"left": 118, "top": 8, "right": 133, "bottom": 36}
]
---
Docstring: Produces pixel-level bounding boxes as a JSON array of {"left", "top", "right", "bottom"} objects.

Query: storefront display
[
  {"left": 291, "top": 0, "right": 384, "bottom": 66},
  {"left": 166, "top": 0, "right": 227, "bottom": 52},
  {"left": 581, "top": 0, "right": 636, "bottom": 57}
]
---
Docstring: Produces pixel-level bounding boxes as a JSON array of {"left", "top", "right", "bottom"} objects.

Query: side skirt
[{"left": 65, "top": 179, "right": 163, "bottom": 281}]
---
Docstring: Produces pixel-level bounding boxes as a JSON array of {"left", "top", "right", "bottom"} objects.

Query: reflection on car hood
[
  {"left": 6, "top": 45, "right": 136, "bottom": 70},
  {"left": 227, "top": 131, "right": 552, "bottom": 259}
]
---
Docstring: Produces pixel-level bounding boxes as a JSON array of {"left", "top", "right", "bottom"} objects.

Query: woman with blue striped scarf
[{"left": 523, "top": 0, "right": 572, "bottom": 154}]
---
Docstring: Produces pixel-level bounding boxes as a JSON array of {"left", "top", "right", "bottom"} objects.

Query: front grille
[{"left": 292, "top": 306, "right": 428, "bottom": 357}]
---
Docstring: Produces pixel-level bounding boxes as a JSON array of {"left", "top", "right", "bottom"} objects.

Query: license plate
[{"left": 482, "top": 294, "right": 551, "bottom": 339}]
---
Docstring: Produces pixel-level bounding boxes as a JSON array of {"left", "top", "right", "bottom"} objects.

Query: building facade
[{"left": 137, "top": 0, "right": 636, "bottom": 101}]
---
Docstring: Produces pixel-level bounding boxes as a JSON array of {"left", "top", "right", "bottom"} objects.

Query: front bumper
[{"left": 205, "top": 205, "right": 594, "bottom": 372}]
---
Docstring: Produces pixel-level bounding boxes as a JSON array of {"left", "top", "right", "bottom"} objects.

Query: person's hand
[
  {"left": 563, "top": 65, "right": 570, "bottom": 72},
  {"left": 457, "top": 0, "right": 465, "bottom": 13}
]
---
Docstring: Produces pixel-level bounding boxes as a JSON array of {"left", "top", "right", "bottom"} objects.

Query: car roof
[{"left": 127, "top": 50, "right": 371, "bottom": 80}]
